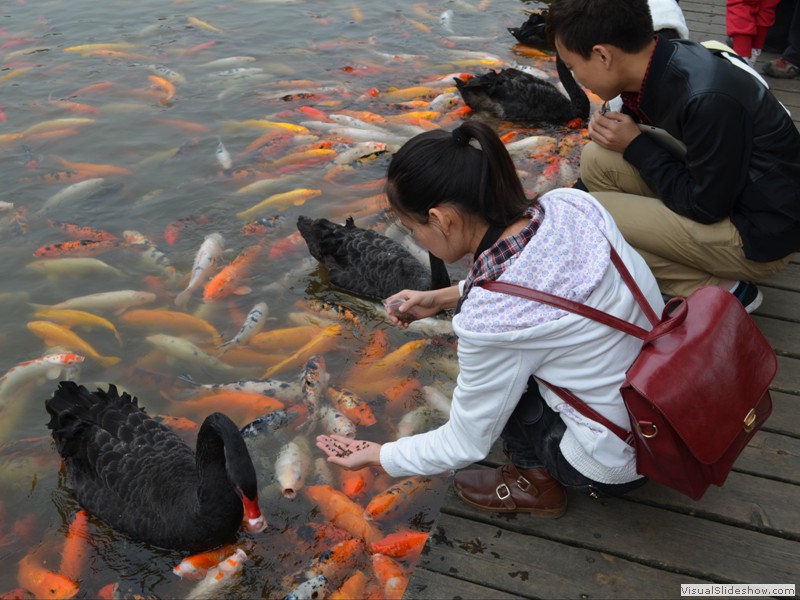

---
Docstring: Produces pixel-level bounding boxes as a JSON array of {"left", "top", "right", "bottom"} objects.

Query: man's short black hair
[{"left": 547, "top": 0, "right": 655, "bottom": 59}]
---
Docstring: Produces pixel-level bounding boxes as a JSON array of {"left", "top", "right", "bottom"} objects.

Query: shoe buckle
[
  {"left": 516, "top": 475, "right": 531, "bottom": 492},
  {"left": 496, "top": 483, "right": 511, "bottom": 500}
]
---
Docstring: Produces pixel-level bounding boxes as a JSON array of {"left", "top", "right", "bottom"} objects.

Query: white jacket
[{"left": 380, "top": 189, "right": 665, "bottom": 484}]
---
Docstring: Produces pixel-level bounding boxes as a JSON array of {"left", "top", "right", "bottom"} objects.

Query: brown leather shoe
[{"left": 454, "top": 464, "right": 566, "bottom": 518}]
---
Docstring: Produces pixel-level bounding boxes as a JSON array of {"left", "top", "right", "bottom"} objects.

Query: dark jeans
[{"left": 501, "top": 377, "right": 646, "bottom": 498}]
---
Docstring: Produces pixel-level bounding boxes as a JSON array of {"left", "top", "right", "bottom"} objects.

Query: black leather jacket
[{"left": 622, "top": 36, "right": 800, "bottom": 262}]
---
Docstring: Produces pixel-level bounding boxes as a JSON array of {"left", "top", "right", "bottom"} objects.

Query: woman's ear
[{"left": 428, "top": 206, "right": 454, "bottom": 234}]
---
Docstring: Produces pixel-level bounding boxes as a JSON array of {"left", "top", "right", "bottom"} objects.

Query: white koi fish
[
  {"left": 216, "top": 136, "right": 232, "bottom": 171},
  {"left": 0, "top": 352, "right": 85, "bottom": 410},
  {"left": 283, "top": 574, "right": 328, "bottom": 600},
  {"left": 174, "top": 233, "right": 225, "bottom": 308},
  {"left": 145, "top": 334, "right": 237, "bottom": 374},
  {"left": 318, "top": 404, "right": 356, "bottom": 438},
  {"left": 39, "top": 178, "right": 107, "bottom": 214},
  {"left": 123, "top": 230, "right": 181, "bottom": 282},
  {"left": 32, "top": 289, "right": 156, "bottom": 314},
  {"left": 274, "top": 435, "right": 312, "bottom": 499},
  {"left": 218, "top": 301, "right": 268, "bottom": 355},
  {"left": 397, "top": 406, "right": 448, "bottom": 438},
  {"left": 439, "top": 9, "right": 455, "bottom": 33}
]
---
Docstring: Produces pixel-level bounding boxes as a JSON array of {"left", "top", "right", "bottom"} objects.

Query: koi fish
[
  {"left": 63, "top": 42, "right": 139, "bottom": 54},
  {"left": 300, "top": 354, "right": 329, "bottom": 427},
  {"left": 422, "top": 385, "right": 452, "bottom": 414},
  {"left": 218, "top": 301, "right": 268, "bottom": 355},
  {"left": 215, "top": 136, "right": 232, "bottom": 171},
  {"left": 118, "top": 309, "right": 222, "bottom": 346},
  {"left": 179, "top": 373, "right": 301, "bottom": 403},
  {"left": 33, "top": 239, "right": 124, "bottom": 258},
  {"left": 203, "top": 242, "right": 264, "bottom": 302},
  {"left": 326, "top": 386, "right": 376, "bottom": 426},
  {"left": 248, "top": 325, "right": 319, "bottom": 353},
  {"left": 289, "top": 538, "right": 364, "bottom": 592},
  {"left": 275, "top": 435, "right": 313, "bottom": 498},
  {"left": 172, "top": 544, "right": 238, "bottom": 579},
  {"left": 371, "top": 553, "right": 409, "bottom": 600},
  {"left": 148, "top": 75, "right": 175, "bottom": 104},
  {"left": 46, "top": 220, "right": 117, "bottom": 241},
  {"left": 305, "top": 485, "right": 382, "bottom": 544},
  {"left": 185, "top": 548, "right": 247, "bottom": 600},
  {"left": 339, "top": 466, "right": 375, "bottom": 499},
  {"left": 16, "top": 554, "right": 78, "bottom": 600},
  {"left": 283, "top": 575, "right": 328, "bottom": 600},
  {"left": 329, "top": 570, "right": 373, "bottom": 600},
  {"left": 318, "top": 404, "right": 356, "bottom": 438},
  {"left": 239, "top": 406, "right": 304, "bottom": 439},
  {"left": 59, "top": 510, "right": 89, "bottom": 582},
  {"left": 122, "top": 230, "right": 180, "bottom": 282},
  {"left": 187, "top": 16, "right": 223, "bottom": 33},
  {"left": 259, "top": 323, "right": 342, "bottom": 379},
  {"left": 358, "top": 339, "right": 431, "bottom": 380},
  {"left": 26, "top": 322, "right": 119, "bottom": 367},
  {"left": 144, "top": 334, "right": 237, "bottom": 375},
  {"left": 33, "top": 308, "right": 122, "bottom": 345},
  {"left": 0, "top": 352, "right": 85, "bottom": 409},
  {"left": 39, "top": 178, "right": 107, "bottom": 214},
  {"left": 364, "top": 476, "right": 435, "bottom": 521},
  {"left": 294, "top": 298, "right": 361, "bottom": 330},
  {"left": 370, "top": 530, "right": 429, "bottom": 561},
  {"left": 32, "top": 289, "right": 156, "bottom": 315},
  {"left": 53, "top": 158, "right": 132, "bottom": 178},
  {"left": 235, "top": 188, "right": 322, "bottom": 221},
  {"left": 397, "top": 405, "right": 448, "bottom": 438},
  {"left": 173, "top": 232, "right": 224, "bottom": 306}
]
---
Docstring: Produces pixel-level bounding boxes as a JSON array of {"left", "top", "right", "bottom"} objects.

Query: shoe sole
[
  {"left": 454, "top": 487, "right": 567, "bottom": 518},
  {"left": 745, "top": 288, "right": 764, "bottom": 314}
]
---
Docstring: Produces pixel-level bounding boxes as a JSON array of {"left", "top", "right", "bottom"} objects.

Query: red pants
[{"left": 727, "top": 0, "right": 783, "bottom": 55}]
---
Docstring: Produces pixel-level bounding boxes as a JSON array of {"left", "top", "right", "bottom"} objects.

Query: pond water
[{"left": 0, "top": 0, "right": 594, "bottom": 597}]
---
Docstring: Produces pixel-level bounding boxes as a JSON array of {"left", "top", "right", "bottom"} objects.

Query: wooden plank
[
  {"left": 773, "top": 355, "right": 800, "bottom": 393},
  {"left": 764, "top": 391, "right": 800, "bottom": 437},
  {"left": 756, "top": 263, "right": 800, "bottom": 292},
  {"left": 752, "top": 315, "right": 800, "bottom": 357},
  {"left": 412, "top": 512, "right": 709, "bottom": 600},
  {"left": 629, "top": 470, "right": 800, "bottom": 538},
  {"left": 735, "top": 430, "right": 800, "bottom": 484},
  {"left": 756, "top": 286, "right": 800, "bottom": 321},
  {"left": 405, "top": 567, "right": 523, "bottom": 600},
  {"left": 438, "top": 484, "right": 800, "bottom": 583}
]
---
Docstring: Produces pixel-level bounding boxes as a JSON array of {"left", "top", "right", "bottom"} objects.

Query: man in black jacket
[{"left": 547, "top": 0, "right": 800, "bottom": 312}]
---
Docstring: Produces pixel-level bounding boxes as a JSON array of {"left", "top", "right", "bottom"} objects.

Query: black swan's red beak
[{"left": 240, "top": 494, "right": 266, "bottom": 533}]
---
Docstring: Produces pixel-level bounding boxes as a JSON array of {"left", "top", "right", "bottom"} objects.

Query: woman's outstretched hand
[
  {"left": 316, "top": 434, "right": 382, "bottom": 470},
  {"left": 383, "top": 285, "right": 460, "bottom": 327}
]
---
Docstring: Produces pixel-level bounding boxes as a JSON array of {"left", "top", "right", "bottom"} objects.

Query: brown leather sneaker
[{"left": 454, "top": 464, "right": 567, "bottom": 518}]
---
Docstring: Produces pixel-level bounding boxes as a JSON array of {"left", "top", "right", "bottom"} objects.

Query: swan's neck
[{"left": 556, "top": 56, "right": 590, "bottom": 118}]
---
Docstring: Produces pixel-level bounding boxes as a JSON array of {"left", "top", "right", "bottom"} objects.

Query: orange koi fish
[
  {"left": 326, "top": 386, "right": 376, "bottom": 426},
  {"left": 300, "top": 538, "right": 364, "bottom": 589},
  {"left": 172, "top": 544, "right": 238, "bottom": 579},
  {"left": 153, "top": 118, "right": 210, "bottom": 134},
  {"left": 364, "top": 476, "right": 435, "bottom": 521},
  {"left": 187, "top": 16, "right": 223, "bottom": 33},
  {"left": 185, "top": 548, "right": 247, "bottom": 600},
  {"left": 266, "top": 230, "right": 306, "bottom": 259},
  {"left": 32, "top": 309, "right": 121, "bottom": 345},
  {"left": 59, "top": 510, "right": 89, "bottom": 582},
  {"left": 46, "top": 220, "right": 117, "bottom": 241},
  {"left": 358, "top": 328, "right": 390, "bottom": 362},
  {"left": 26, "top": 321, "right": 120, "bottom": 368},
  {"left": 16, "top": 554, "right": 78, "bottom": 600},
  {"left": 175, "top": 391, "right": 285, "bottom": 425},
  {"left": 371, "top": 553, "right": 409, "bottom": 600},
  {"left": 329, "top": 569, "right": 374, "bottom": 600},
  {"left": 339, "top": 466, "right": 375, "bottom": 499},
  {"left": 68, "top": 81, "right": 116, "bottom": 96},
  {"left": 358, "top": 339, "right": 431, "bottom": 380},
  {"left": 260, "top": 323, "right": 342, "bottom": 379},
  {"left": 47, "top": 100, "right": 101, "bottom": 114},
  {"left": 305, "top": 485, "right": 382, "bottom": 544},
  {"left": 33, "top": 239, "right": 124, "bottom": 258},
  {"left": 148, "top": 75, "right": 175, "bottom": 104},
  {"left": 370, "top": 530, "right": 429, "bottom": 561},
  {"left": 163, "top": 214, "right": 212, "bottom": 245},
  {"left": 53, "top": 157, "right": 132, "bottom": 178},
  {"left": 203, "top": 242, "right": 265, "bottom": 302},
  {"left": 248, "top": 325, "right": 319, "bottom": 353}
]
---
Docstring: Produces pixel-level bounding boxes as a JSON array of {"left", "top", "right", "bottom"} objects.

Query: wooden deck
[{"left": 404, "top": 1, "right": 800, "bottom": 597}]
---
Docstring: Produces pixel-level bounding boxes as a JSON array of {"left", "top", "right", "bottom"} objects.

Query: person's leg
[
  {"left": 580, "top": 141, "right": 657, "bottom": 198},
  {"left": 763, "top": 0, "right": 800, "bottom": 76},
  {"left": 727, "top": 0, "right": 758, "bottom": 58},
  {"left": 764, "top": 0, "right": 792, "bottom": 51},
  {"left": 590, "top": 191, "right": 791, "bottom": 297}
]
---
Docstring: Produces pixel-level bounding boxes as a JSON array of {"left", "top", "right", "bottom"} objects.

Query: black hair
[
  {"left": 385, "top": 121, "right": 533, "bottom": 227},
  {"left": 546, "top": 0, "right": 654, "bottom": 59}
]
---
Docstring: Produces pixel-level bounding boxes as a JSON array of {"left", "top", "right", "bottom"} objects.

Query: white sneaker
[{"left": 748, "top": 48, "right": 762, "bottom": 67}]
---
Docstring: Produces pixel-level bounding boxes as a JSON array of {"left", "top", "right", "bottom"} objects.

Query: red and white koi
[
  {"left": 218, "top": 301, "right": 268, "bottom": 355},
  {"left": 185, "top": 548, "right": 246, "bottom": 600},
  {"left": 0, "top": 352, "right": 85, "bottom": 409},
  {"left": 123, "top": 230, "right": 181, "bottom": 283},
  {"left": 174, "top": 233, "right": 225, "bottom": 308},
  {"left": 173, "top": 545, "right": 237, "bottom": 579},
  {"left": 178, "top": 373, "right": 301, "bottom": 403}
]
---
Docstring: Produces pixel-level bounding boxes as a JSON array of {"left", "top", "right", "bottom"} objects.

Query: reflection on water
[{"left": 0, "top": 0, "right": 589, "bottom": 597}]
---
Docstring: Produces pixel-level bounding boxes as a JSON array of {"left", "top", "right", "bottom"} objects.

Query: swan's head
[{"left": 240, "top": 493, "right": 267, "bottom": 533}]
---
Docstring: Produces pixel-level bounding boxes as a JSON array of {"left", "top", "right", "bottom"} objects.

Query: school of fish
[{"left": 0, "top": 0, "right": 598, "bottom": 598}]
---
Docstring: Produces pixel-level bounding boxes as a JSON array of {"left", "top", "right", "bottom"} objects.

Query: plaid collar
[
  {"left": 621, "top": 36, "right": 659, "bottom": 126},
  {"left": 461, "top": 203, "right": 546, "bottom": 301}
]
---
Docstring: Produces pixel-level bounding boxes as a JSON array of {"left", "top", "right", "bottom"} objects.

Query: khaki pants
[{"left": 580, "top": 141, "right": 791, "bottom": 297}]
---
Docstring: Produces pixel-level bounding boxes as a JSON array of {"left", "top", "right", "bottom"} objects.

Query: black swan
[
  {"left": 454, "top": 57, "right": 589, "bottom": 124},
  {"left": 508, "top": 10, "right": 551, "bottom": 49},
  {"left": 45, "top": 381, "right": 266, "bottom": 552},
  {"left": 296, "top": 215, "right": 451, "bottom": 300}
]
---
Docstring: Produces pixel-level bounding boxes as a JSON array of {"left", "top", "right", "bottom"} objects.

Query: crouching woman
[{"left": 317, "top": 121, "right": 664, "bottom": 516}]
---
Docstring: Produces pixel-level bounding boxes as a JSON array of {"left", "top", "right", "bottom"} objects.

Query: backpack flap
[{"left": 624, "top": 286, "right": 777, "bottom": 465}]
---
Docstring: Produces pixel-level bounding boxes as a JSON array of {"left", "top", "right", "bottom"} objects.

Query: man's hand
[{"left": 588, "top": 110, "right": 642, "bottom": 153}]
